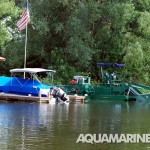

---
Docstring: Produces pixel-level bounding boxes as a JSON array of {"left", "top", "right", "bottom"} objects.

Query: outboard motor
[{"left": 50, "top": 87, "right": 69, "bottom": 102}]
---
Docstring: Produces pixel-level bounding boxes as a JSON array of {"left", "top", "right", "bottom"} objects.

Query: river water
[{"left": 0, "top": 100, "right": 150, "bottom": 150}]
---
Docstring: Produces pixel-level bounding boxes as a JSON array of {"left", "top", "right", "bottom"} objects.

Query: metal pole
[
  {"left": 101, "top": 66, "right": 103, "bottom": 79},
  {"left": 23, "top": 0, "right": 29, "bottom": 79},
  {"left": 23, "top": 24, "right": 28, "bottom": 79}
]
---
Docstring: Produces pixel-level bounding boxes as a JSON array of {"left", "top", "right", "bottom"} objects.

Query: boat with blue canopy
[{"left": 0, "top": 68, "right": 69, "bottom": 102}]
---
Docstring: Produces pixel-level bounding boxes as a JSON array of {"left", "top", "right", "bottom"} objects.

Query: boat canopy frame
[
  {"left": 97, "top": 63, "right": 125, "bottom": 67},
  {"left": 10, "top": 68, "right": 56, "bottom": 74},
  {"left": 10, "top": 68, "right": 56, "bottom": 87},
  {"left": 97, "top": 63, "right": 125, "bottom": 83}
]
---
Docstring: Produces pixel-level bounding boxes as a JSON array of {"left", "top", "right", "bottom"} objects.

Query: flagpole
[
  {"left": 23, "top": 0, "right": 29, "bottom": 79},
  {"left": 17, "top": 0, "right": 30, "bottom": 79},
  {"left": 23, "top": 24, "right": 28, "bottom": 79}
]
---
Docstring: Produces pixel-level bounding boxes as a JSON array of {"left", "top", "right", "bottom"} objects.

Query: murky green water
[{"left": 0, "top": 101, "right": 150, "bottom": 150}]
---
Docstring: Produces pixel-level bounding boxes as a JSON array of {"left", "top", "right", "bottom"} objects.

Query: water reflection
[{"left": 0, "top": 101, "right": 150, "bottom": 149}]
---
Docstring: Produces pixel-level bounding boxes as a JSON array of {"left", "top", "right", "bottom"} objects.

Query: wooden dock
[
  {"left": 68, "top": 95, "right": 85, "bottom": 103},
  {"left": 0, "top": 92, "right": 51, "bottom": 103},
  {"left": 0, "top": 93, "right": 86, "bottom": 103}
]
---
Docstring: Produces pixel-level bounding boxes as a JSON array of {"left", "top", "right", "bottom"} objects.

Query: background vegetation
[{"left": 0, "top": 0, "right": 150, "bottom": 85}]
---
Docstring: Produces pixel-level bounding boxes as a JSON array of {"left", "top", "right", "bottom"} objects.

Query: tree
[
  {"left": 2, "top": 0, "right": 150, "bottom": 85},
  {"left": 0, "top": 0, "right": 18, "bottom": 48},
  {"left": 91, "top": 1, "right": 136, "bottom": 79},
  {"left": 123, "top": 0, "right": 150, "bottom": 85}
]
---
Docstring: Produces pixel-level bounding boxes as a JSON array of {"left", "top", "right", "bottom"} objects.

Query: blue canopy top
[{"left": 97, "top": 63, "right": 125, "bottom": 67}]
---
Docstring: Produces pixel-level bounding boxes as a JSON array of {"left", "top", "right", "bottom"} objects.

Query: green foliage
[
  {"left": 1, "top": 0, "right": 150, "bottom": 85},
  {"left": 0, "top": 0, "right": 18, "bottom": 48},
  {"left": 138, "top": 88, "right": 150, "bottom": 94},
  {"left": 0, "top": 25, "right": 12, "bottom": 46},
  {"left": 133, "top": 0, "right": 150, "bottom": 11},
  {"left": 137, "top": 11, "right": 150, "bottom": 37},
  {"left": 123, "top": 42, "right": 144, "bottom": 83}
]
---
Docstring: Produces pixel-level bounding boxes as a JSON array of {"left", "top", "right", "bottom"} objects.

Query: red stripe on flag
[{"left": 17, "top": 9, "right": 30, "bottom": 31}]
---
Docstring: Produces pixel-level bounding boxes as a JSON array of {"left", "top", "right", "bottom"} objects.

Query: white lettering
[
  {"left": 101, "top": 134, "right": 109, "bottom": 143},
  {"left": 76, "top": 134, "right": 150, "bottom": 144},
  {"left": 118, "top": 134, "right": 126, "bottom": 143},
  {"left": 108, "top": 134, "right": 119, "bottom": 143},
  {"left": 137, "top": 134, "right": 145, "bottom": 143},
  {"left": 76, "top": 134, "right": 85, "bottom": 143},
  {"left": 146, "top": 134, "right": 150, "bottom": 143},
  {"left": 84, "top": 134, "right": 94, "bottom": 144},
  {"left": 126, "top": 134, "right": 135, "bottom": 143}
]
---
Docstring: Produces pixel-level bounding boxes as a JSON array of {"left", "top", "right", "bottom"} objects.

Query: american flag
[{"left": 17, "top": 1, "right": 30, "bottom": 31}]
